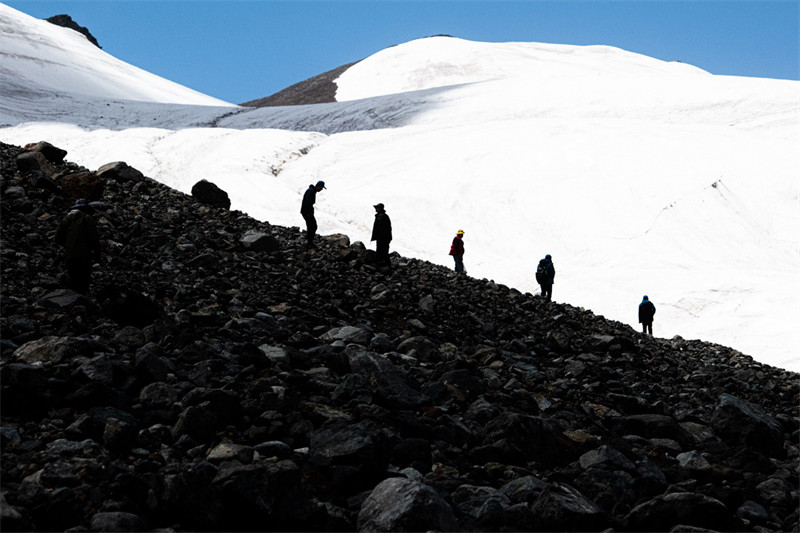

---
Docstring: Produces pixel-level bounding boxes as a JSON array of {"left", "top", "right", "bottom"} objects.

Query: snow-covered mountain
[{"left": 1, "top": 3, "right": 798, "bottom": 371}]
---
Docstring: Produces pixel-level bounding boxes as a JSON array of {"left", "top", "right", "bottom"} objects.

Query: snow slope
[
  {"left": 1, "top": 5, "right": 797, "bottom": 371},
  {"left": 334, "top": 37, "right": 711, "bottom": 101},
  {"left": 0, "top": 2, "right": 231, "bottom": 124}
]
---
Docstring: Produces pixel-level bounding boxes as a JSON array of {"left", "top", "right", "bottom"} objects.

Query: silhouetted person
[
  {"left": 449, "top": 229, "right": 465, "bottom": 273},
  {"left": 301, "top": 180, "right": 325, "bottom": 248},
  {"left": 55, "top": 198, "right": 100, "bottom": 293},
  {"left": 371, "top": 203, "right": 392, "bottom": 269},
  {"left": 536, "top": 254, "right": 555, "bottom": 301},
  {"left": 639, "top": 295, "right": 656, "bottom": 336}
]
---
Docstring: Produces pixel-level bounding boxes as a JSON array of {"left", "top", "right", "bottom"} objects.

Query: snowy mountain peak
[
  {"left": 0, "top": 3, "right": 232, "bottom": 106},
  {"left": 334, "top": 36, "right": 709, "bottom": 101}
]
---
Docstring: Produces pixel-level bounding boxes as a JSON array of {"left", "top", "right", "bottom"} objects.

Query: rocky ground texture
[{"left": 1, "top": 141, "right": 798, "bottom": 532}]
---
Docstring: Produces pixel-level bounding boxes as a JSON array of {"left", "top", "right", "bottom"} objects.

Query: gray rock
[
  {"left": 173, "top": 405, "right": 218, "bottom": 442},
  {"left": 676, "top": 450, "right": 711, "bottom": 472},
  {"left": 735, "top": 500, "right": 770, "bottom": 526},
  {"left": 711, "top": 393, "right": 784, "bottom": 458},
  {"left": 240, "top": 229, "right": 279, "bottom": 252},
  {"left": 135, "top": 342, "right": 175, "bottom": 382},
  {"left": 500, "top": 475, "right": 549, "bottom": 504},
  {"left": 96, "top": 161, "right": 144, "bottom": 182},
  {"left": 358, "top": 477, "right": 458, "bottom": 532},
  {"left": 451, "top": 484, "right": 511, "bottom": 517},
  {"left": 73, "top": 355, "right": 115, "bottom": 385},
  {"left": 36, "top": 289, "right": 92, "bottom": 309},
  {"left": 103, "top": 417, "right": 137, "bottom": 451},
  {"left": 531, "top": 482, "right": 608, "bottom": 531},
  {"left": 254, "top": 440, "right": 292, "bottom": 459},
  {"left": 756, "top": 477, "right": 793, "bottom": 508},
  {"left": 579, "top": 445, "right": 636, "bottom": 471},
  {"left": 396, "top": 336, "right": 437, "bottom": 361},
  {"left": 13, "top": 336, "right": 86, "bottom": 365},
  {"left": 23, "top": 141, "right": 67, "bottom": 163},
  {"left": 259, "top": 344, "right": 289, "bottom": 365},
  {"left": 89, "top": 511, "right": 146, "bottom": 532},
  {"left": 322, "top": 325, "right": 372, "bottom": 345},
  {"left": 139, "top": 381, "right": 177, "bottom": 407},
  {"left": 309, "top": 420, "right": 388, "bottom": 472},
  {"left": 16, "top": 151, "right": 57, "bottom": 175},
  {"left": 113, "top": 325, "right": 146, "bottom": 351},
  {"left": 625, "top": 492, "right": 733, "bottom": 531},
  {"left": 208, "top": 441, "right": 254, "bottom": 464}
]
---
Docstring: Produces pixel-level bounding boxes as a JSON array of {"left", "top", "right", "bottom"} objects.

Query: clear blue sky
[{"left": 6, "top": 0, "right": 799, "bottom": 104}]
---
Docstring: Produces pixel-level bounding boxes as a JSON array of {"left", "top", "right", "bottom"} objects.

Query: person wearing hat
[
  {"left": 638, "top": 295, "right": 656, "bottom": 336},
  {"left": 300, "top": 180, "right": 325, "bottom": 248},
  {"left": 55, "top": 198, "right": 100, "bottom": 293},
  {"left": 535, "top": 254, "right": 555, "bottom": 301},
  {"left": 371, "top": 203, "right": 392, "bottom": 269},
  {"left": 449, "top": 229, "right": 465, "bottom": 273}
]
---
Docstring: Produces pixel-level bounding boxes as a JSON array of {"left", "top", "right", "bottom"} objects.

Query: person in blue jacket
[
  {"left": 300, "top": 180, "right": 325, "bottom": 248},
  {"left": 535, "top": 254, "right": 555, "bottom": 300},
  {"left": 639, "top": 295, "right": 656, "bottom": 336}
]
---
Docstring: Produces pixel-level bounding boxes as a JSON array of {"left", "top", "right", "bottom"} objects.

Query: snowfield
[{"left": 1, "top": 4, "right": 798, "bottom": 371}]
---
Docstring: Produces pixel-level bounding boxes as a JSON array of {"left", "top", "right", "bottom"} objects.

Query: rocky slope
[
  {"left": 241, "top": 62, "right": 359, "bottom": 107},
  {"left": 1, "top": 141, "right": 798, "bottom": 532}
]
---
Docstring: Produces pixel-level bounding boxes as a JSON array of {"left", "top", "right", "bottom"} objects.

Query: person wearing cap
[
  {"left": 55, "top": 198, "right": 100, "bottom": 293},
  {"left": 449, "top": 229, "right": 465, "bottom": 273},
  {"left": 301, "top": 180, "right": 325, "bottom": 248},
  {"left": 535, "top": 254, "right": 556, "bottom": 301},
  {"left": 638, "top": 295, "right": 656, "bottom": 336},
  {"left": 371, "top": 203, "right": 392, "bottom": 269}
]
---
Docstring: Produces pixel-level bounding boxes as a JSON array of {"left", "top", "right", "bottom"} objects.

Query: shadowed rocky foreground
[{"left": 1, "top": 141, "right": 798, "bottom": 532}]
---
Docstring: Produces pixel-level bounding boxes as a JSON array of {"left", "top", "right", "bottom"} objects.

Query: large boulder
[
  {"left": 357, "top": 477, "right": 459, "bottom": 532},
  {"left": 530, "top": 482, "right": 609, "bottom": 532},
  {"left": 711, "top": 393, "right": 785, "bottom": 458},
  {"left": 23, "top": 141, "right": 67, "bottom": 163},
  {"left": 89, "top": 511, "right": 146, "bottom": 532},
  {"left": 96, "top": 161, "right": 144, "bottom": 182},
  {"left": 625, "top": 491, "right": 735, "bottom": 531},
  {"left": 191, "top": 180, "right": 230, "bottom": 209}
]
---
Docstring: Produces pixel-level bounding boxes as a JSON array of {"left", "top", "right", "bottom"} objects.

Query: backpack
[{"left": 535, "top": 261, "right": 547, "bottom": 283}]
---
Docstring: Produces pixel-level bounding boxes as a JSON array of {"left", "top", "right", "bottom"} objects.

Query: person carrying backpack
[
  {"left": 535, "top": 254, "right": 555, "bottom": 301},
  {"left": 449, "top": 229, "right": 465, "bottom": 273},
  {"left": 639, "top": 295, "right": 656, "bottom": 336}
]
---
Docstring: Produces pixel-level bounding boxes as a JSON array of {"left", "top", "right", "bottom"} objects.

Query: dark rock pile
[{"left": 1, "top": 140, "right": 798, "bottom": 532}]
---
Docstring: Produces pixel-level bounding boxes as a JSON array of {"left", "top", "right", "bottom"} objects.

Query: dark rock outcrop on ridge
[
  {"left": 1, "top": 140, "right": 798, "bottom": 532},
  {"left": 45, "top": 14, "right": 101, "bottom": 49},
  {"left": 240, "top": 61, "right": 360, "bottom": 107}
]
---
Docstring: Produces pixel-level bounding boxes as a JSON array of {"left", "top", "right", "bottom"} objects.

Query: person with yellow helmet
[{"left": 449, "top": 229, "right": 465, "bottom": 273}]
